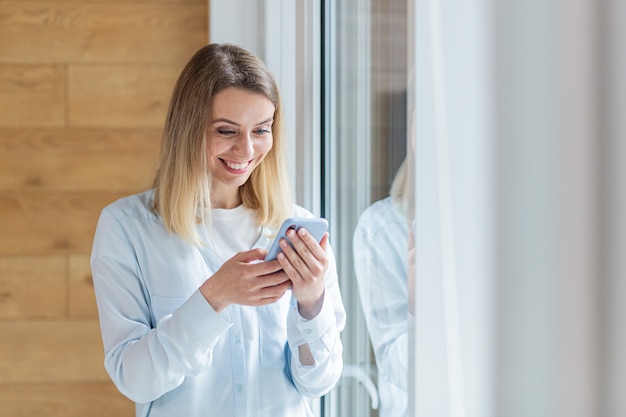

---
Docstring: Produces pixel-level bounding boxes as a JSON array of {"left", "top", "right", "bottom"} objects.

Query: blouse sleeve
[
  {"left": 353, "top": 208, "right": 409, "bottom": 391},
  {"left": 286, "top": 244, "right": 346, "bottom": 397},
  {"left": 91, "top": 207, "right": 231, "bottom": 404}
]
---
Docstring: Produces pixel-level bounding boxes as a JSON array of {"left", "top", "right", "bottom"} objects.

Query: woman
[
  {"left": 91, "top": 43, "right": 345, "bottom": 417},
  {"left": 353, "top": 158, "right": 410, "bottom": 417}
]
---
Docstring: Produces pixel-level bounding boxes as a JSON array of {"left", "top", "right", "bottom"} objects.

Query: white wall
[
  {"left": 600, "top": 1, "right": 626, "bottom": 415},
  {"left": 494, "top": 0, "right": 600, "bottom": 415}
]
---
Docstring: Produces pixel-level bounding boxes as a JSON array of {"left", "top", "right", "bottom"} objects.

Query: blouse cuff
[
  {"left": 292, "top": 294, "right": 335, "bottom": 343},
  {"left": 176, "top": 289, "right": 231, "bottom": 348}
]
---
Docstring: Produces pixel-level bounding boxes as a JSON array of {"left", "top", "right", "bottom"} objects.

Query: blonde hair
[
  {"left": 390, "top": 157, "right": 409, "bottom": 217},
  {"left": 153, "top": 43, "right": 293, "bottom": 244}
]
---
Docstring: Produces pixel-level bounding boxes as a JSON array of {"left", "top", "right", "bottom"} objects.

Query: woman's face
[{"left": 206, "top": 87, "right": 275, "bottom": 208}]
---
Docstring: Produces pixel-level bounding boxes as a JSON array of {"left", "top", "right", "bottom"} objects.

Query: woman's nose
[{"left": 234, "top": 132, "right": 254, "bottom": 156}]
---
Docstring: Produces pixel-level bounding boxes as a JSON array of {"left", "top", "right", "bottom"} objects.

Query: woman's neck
[{"left": 212, "top": 192, "right": 242, "bottom": 210}]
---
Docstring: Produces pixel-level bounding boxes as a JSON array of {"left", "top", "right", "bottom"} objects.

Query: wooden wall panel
[
  {"left": 0, "top": 383, "right": 134, "bottom": 417},
  {"left": 0, "top": 0, "right": 207, "bottom": 412},
  {"left": 69, "top": 66, "right": 181, "bottom": 127},
  {"left": 0, "top": 256, "right": 66, "bottom": 319},
  {"left": 0, "top": 320, "right": 108, "bottom": 383},
  {"left": 0, "top": 3, "right": 207, "bottom": 64},
  {"left": 0, "top": 129, "right": 160, "bottom": 192},
  {"left": 7, "top": 0, "right": 204, "bottom": 3},
  {"left": 0, "top": 192, "right": 125, "bottom": 255},
  {"left": 69, "top": 254, "right": 98, "bottom": 318},
  {"left": 0, "top": 65, "right": 66, "bottom": 127}
]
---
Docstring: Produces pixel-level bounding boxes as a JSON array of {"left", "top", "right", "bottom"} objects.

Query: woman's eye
[
  {"left": 254, "top": 128, "right": 271, "bottom": 135},
  {"left": 217, "top": 129, "right": 236, "bottom": 136}
]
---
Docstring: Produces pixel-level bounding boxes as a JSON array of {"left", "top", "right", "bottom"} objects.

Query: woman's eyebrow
[
  {"left": 210, "top": 117, "right": 273, "bottom": 125},
  {"left": 211, "top": 117, "right": 240, "bottom": 126}
]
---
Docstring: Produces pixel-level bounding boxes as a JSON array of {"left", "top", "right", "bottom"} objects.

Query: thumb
[{"left": 319, "top": 232, "right": 330, "bottom": 249}]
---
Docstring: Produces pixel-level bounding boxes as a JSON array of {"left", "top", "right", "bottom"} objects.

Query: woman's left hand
[{"left": 277, "top": 228, "right": 329, "bottom": 319}]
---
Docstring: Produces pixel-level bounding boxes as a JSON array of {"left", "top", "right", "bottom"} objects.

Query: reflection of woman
[
  {"left": 353, "top": 159, "right": 409, "bottom": 417},
  {"left": 91, "top": 43, "right": 345, "bottom": 417}
]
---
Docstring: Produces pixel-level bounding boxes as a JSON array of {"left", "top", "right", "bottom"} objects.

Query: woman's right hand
[{"left": 199, "top": 248, "right": 291, "bottom": 313}]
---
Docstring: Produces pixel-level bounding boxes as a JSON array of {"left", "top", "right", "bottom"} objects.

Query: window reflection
[
  {"left": 324, "top": 0, "right": 407, "bottom": 415},
  {"left": 353, "top": 158, "right": 410, "bottom": 417}
]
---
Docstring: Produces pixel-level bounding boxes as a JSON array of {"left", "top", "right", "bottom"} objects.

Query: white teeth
[{"left": 226, "top": 161, "right": 249, "bottom": 170}]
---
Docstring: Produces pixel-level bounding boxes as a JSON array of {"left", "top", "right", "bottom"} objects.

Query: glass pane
[{"left": 323, "top": 0, "right": 408, "bottom": 416}]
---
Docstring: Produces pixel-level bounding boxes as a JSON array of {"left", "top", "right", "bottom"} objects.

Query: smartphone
[{"left": 264, "top": 217, "right": 329, "bottom": 261}]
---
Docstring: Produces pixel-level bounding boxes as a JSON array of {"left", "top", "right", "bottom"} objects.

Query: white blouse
[{"left": 91, "top": 189, "right": 346, "bottom": 417}]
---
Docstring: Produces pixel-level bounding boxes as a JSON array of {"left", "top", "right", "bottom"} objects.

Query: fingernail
[{"left": 298, "top": 228, "right": 306, "bottom": 236}]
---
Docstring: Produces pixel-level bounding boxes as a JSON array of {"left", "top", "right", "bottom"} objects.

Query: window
[{"left": 322, "top": 1, "right": 408, "bottom": 416}]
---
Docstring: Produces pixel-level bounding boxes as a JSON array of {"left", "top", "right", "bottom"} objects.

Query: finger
[
  {"left": 256, "top": 280, "right": 292, "bottom": 305},
  {"left": 285, "top": 229, "right": 314, "bottom": 264},
  {"left": 295, "top": 228, "right": 327, "bottom": 260},
  {"left": 287, "top": 229, "right": 327, "bottom": 274},
  {"left": 254, "top": 258, "right": 285, "bottom": 275},
  {"left": 279, "top": 234, "right": 309, "bottom": 275},
  {"left": 257, "top": 270, "right": 291, "bottom": 288},
  {"left": 236, "top": 247, "right": 268, "bottom": 263},
  {"left": 277, "top": 251, "right": 306, "bottom": 284},
  {"left": 319, "top": 232, "right": 329, "bottom": 249}
]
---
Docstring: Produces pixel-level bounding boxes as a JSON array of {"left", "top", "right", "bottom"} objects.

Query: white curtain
[
  {"left": 408, "top": 0, "right": 626, "bottom": 416},
  {"left": 409, "top": 0, "right": 493, "bottom": 415}
]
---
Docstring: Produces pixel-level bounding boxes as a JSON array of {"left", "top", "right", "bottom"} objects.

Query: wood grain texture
[
  {"left": 0, "top": 128, "right": 160, "bottom": 191},
  {"left": 0, "top": 320, "right": 108, "bottom": 383},
  {"left": 0, "top": 192, "right": 127, "bottom": 255},
  {"left": 0, "top": 382, "right": 134, "bottom": 417},
  {"left": 0, "top": 65, "right": 65, "bottom": 127},
  {"left": 0, "top": 256, "right": 66, "bottom": 319},
  {"left": 0, "top": 3, "right": 207, "bottom": 64},
  {"left": 69, "top": 65, "right": 181, "bottom": 127},
  {"left": 0, "top": 0, "right": 206, "bottom": 410},
  {"left": 3, "top": 0, "right": 204, "bottom": 3},
  {"left": 69, "top": 254, "right": 97, "bottom": 318}
]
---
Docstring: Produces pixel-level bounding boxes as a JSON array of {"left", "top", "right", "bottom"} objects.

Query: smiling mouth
[{"left": 221, "top": 159, "right": 251, "bottom": 171}]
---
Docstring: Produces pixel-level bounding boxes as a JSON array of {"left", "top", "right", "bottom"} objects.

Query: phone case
[{"left": 264, "top": 217, "right": 329, "bottom": 261}]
